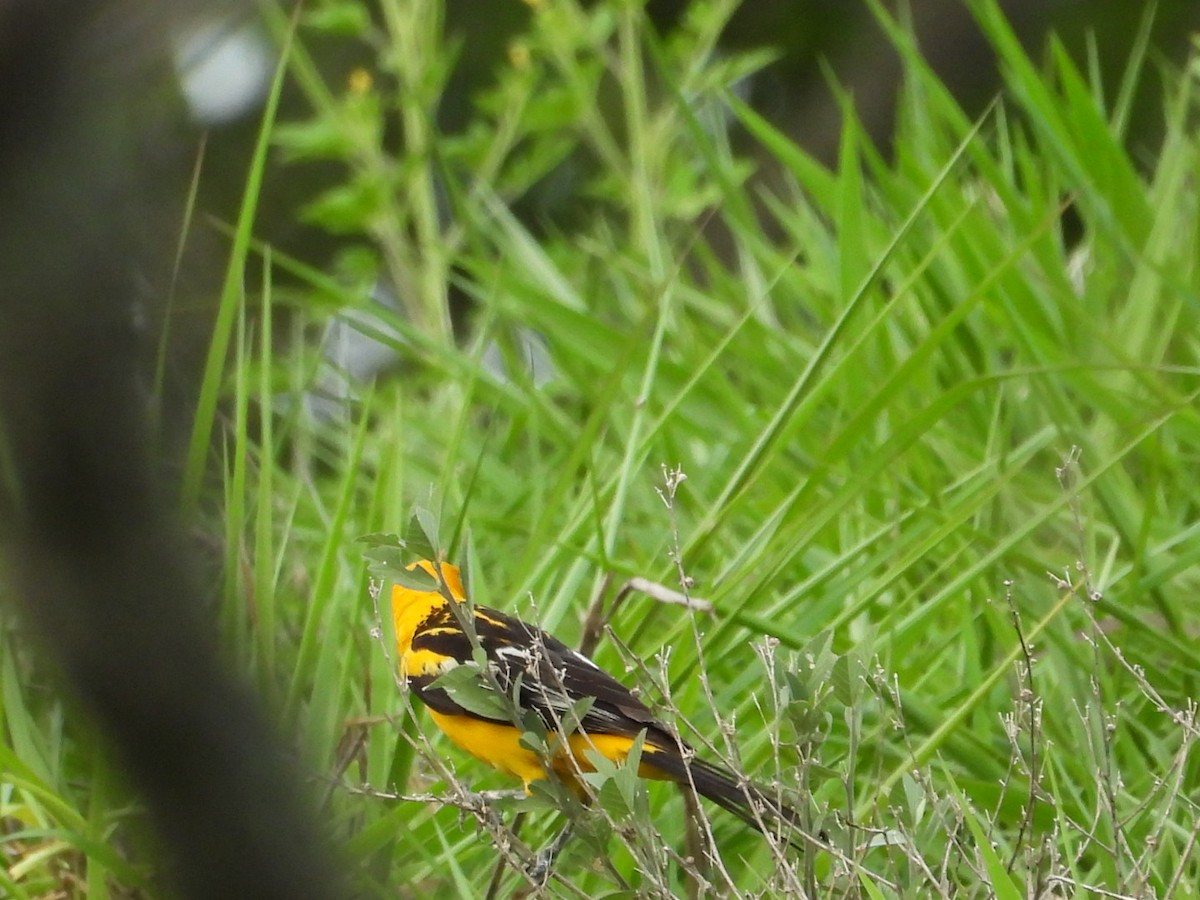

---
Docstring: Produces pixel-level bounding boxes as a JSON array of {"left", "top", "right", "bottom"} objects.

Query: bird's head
[{"left": 389, "top": 559, "right": 467, "bottom": 652}]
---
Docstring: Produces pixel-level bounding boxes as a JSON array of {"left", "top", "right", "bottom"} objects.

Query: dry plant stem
[
  {"left": 568, "top": 487, "right": 763, "bottom": 890},
  {"left": 578, "top": 571, "right": 615, "bottom": 659},
  {"left": 678, "top": 785, "right": 711, "bottom": 891},
  {"left": 604, "top": 643, "right": 743, "bottom": 890},
  {"left": 655, "top": 468, "right": 741, "bottom": 858},
  {"left": 751, "top": 638, "right": 820, "bottom": 896},
  {"left": 1163, "top": 816, "right": 1200, "bottom": 898},
  {"left": 657, "top": 467, "right": 728, "bottom": 769},
  {"left": 344, "top": 786, "right": 525, "bottom": 805},
  {"left": 654, "top": 465, "right": 815, "bottom": 896},
  {"left": 504, "top": 602, "right": 683, "bottom": 895},
  {"left": 559, "top": 498, "right": 743, "bottom": 891},
  {"left": 936, "top": 808, "right": 960, "bottom": 892},
  {"left": 653, "top": 667, "right": 741, "bottom": 895},
  {"left": 1057, "top": 447, "right": 1135, "bottom": 888},
  {"left": 325, "top": 721, "right": 369, "bottom": 807},
  {"left": 579, "top": 573, "right": 710, "bottom": 660},
  {"left": 1051, "top": 442, "right": 1200, "bottom": 892},
  {"left": 1076, "top": 605, "right": 1200, "bottom": 739},
  {"left": 1002, "top": 578, "right": 1042, "bottom": 873},
  {"left": 1143, "top": 717, "right": 1198, "bottom": 873},
  {"left": 1043, "top": 875, "right": 1147, "bottom": 899},
  {"left": 1118, "top": 722, "right": 1195, "bottom": 883},
  {"left": 566, "top": 629, "right": 723, "bottom": 892},
  {"left": 525, "top": 823, "right": 576, "bottom": 886},
  {"left": 472, "top": 623, "right": 597, "bottom": 895},
  {"left": 368, "top": 581, "right": 541, "bottom": 882},
  {"left": 1059, "top": 705, "right": 1122, "bottom": 863},
  {"left": 840, "top": 670, "right": 860, "bottom": 876},
  {"left": 888, "top": 819, "right": 951, "bottom": 898},
  {"left": 871, "top": 671, "right": 957, "bottom": 893},
  {"left": 1031, "top": 832, "right": 1056, "bottom": 899},
  {"left": 484, "top": 830, "right": 511, "bottom": 900},
  {"left": 627, "top": 577, "right": 713, "bottom": 612}
]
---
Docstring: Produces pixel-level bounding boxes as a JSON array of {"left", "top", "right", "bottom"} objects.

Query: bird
[{"left": 390, "top": 558, "right": 804, "bottom": 871}]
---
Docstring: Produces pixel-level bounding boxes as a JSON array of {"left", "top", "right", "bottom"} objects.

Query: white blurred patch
[
  {"left": 1066, "top": 243, "right": 1090, "bottom": 296},
  {"left": 480, "top": 327, "right": 556, "bottom": 389},
  {"left": 304, "top": 287, "right": 408, "bottom": 423},
  {"left": 173, "top": 19, "right": 274, "bottom": 125},
  {"left": 301, "top": 282, "right": 558, "bottom": 424}
]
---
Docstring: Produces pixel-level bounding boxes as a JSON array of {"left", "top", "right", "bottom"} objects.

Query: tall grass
[{"left": 3, "top": 0, "right": 1200, "bottom": 896}]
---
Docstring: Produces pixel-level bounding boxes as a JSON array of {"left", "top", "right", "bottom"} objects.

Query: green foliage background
[{"left": 4, "top": 0, "right": 1200, "bottom": 896}]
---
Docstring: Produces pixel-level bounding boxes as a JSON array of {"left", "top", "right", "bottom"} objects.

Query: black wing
[
  {"left": 409, "top": 603, "right": 807, "bottom": 842},
  {"left": 408, "top": 603, "right": 678, "bottom": 746}
]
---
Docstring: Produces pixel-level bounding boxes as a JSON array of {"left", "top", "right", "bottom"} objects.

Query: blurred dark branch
[{"left": 0, "top": 2, "right": 341, "bottom": 896}]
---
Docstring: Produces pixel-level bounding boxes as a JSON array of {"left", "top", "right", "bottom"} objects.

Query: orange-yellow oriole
[{"left": 391, "top": 559, "right": 799, "bottom": 839}]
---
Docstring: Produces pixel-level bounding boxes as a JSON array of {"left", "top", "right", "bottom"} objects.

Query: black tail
[{"left": 643, "top": 746, "right": 807, "bottom": 847}]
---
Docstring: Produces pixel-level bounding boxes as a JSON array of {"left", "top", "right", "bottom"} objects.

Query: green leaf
[
  {"left": 357, "top": 532, "right": 405, "bottom": 547},
  {"left": 857, "top": 872, "right": 892, "bottom": 900},
  {"left": 273, "top": 115, "right": 354, "bottom": 162},
  {"left": 951, "top": 771, "right": 1024, "bottom": 900},
  {"left": 299, "top": 175, "right": 387, "bottom": 233},
  {"left": 404, "top": 507, "right": 440, "bottom": 562},
  {"left": 556, "top": 696, "right": 596, "bottom": 736},
  {"left": 303, "top": 1, "right": 371, "bottom": 36},
  {"left": 391, "top": 566, "right": 440, "bottom": 592},
  {"left": 362, "top": 545, "right": 411, "bottom": 582},
  {"left": 428, "top": 664, "right": 511, "bottom": 721},
  {"left": 613, "top": 730, "right": 644, "bottom": 808}
]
